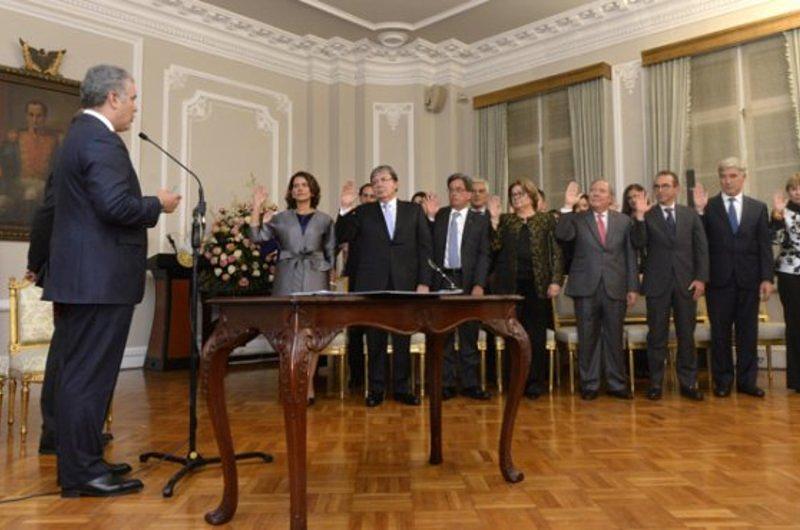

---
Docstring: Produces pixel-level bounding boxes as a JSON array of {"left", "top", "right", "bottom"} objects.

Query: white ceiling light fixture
[
  {"left": 377, "top": 30, "right": 409, "bottom": 48},
  {"left": 297, "top": 0, "right": 490, "bottom": 32}
]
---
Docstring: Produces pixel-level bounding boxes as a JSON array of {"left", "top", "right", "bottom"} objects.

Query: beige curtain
[
  {"left": 786, "top": 29, "right": 800, "bottom": 155},
  {"left": 646, "top": 57, "right": 691, "bottom": 179},
  {"left": 568, "top": 79, "right": 605, "bottom": 190},
  {"left": 476, "top": 103, "right": 508, "bottom": 199}
]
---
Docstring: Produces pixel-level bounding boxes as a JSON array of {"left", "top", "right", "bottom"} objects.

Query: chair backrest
[
  {"left": 624, "top": 293, "right": 648, "bottom": 324},
  {"left": 8, "top": 277, "right": 54, "bottom": 353},
  {"left": 552, "top": 277, "right": 576, "bottom": 329}
]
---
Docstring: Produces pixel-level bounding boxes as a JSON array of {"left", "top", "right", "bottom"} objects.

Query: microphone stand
[
  {"left": 138, "top": 132, "right": 272, "bottom": 497},
  {"left": 427, "top": 258, "right": 460, "bottom": 292}
]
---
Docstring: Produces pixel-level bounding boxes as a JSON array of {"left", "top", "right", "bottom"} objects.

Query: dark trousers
[
  {"left": 516, "top": 281, "right": 550, "bottom": 394},
  {"left": 55, "top": 303, "right": 134, "bottom": 488},
  {"left": 346, "top": 326, "right": 366, "bottom": 386},
  {"left": 39, "top": 306, "right": 63, "bottom": 448},
  {"left": 443, "top": 270, "right": 480, "bottom": 389},
  {"left": 573, "top": 282, "right": 628, "bottom": 392},
  {"left": 365, "top": 278, "right": 411, "bottom": 396},
  {"left": 706, "top": 282, "right": 759, "bottom": 390},
  {"left": 646, "top": 282, "right": 698, "bottom": 389},
  {"left": 777, "top": 272, "right": 800, "bottom": 390}
]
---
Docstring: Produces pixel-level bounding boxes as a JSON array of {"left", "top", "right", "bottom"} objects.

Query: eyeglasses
[{"left": 510, "top": 191, "right": 527, "bottom": 198}]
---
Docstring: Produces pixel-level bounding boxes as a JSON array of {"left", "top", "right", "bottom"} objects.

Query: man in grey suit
[
  {"left": 630, "top": 171, "right": 708, "bottom": 401},
  {"left": 556, "top": 179, "right": 639, "bottom": 400}
]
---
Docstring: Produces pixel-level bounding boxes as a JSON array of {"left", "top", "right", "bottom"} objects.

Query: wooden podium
[{"left": 145, "top": 254, "right": 192, "bottom": 370}]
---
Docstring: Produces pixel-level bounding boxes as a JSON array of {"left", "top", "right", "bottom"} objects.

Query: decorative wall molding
[
  {"left": 159, "top": 64, "right": 292, "bottom": 249},
  {"left": 615, "top": 60, "right": 642, "bottom": 96},
  {"left": 1, "top": 0, "right": 776, "bottom": 87},
  {"left": 373, "top": 103, "right": 415, "bottom": 193}
]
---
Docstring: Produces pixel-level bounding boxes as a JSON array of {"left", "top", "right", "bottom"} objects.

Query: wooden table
[{"left": 200, "top": 294, "right": 530, "bottom": 529}]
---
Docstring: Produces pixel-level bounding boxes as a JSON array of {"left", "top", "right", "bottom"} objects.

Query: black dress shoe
[
  {"left": 581, "top": 389, "right": 599, "bottom": 401},
  {"left": 365, "top": 393, "right": 384, "bottom": 407},
  {"left": 713, "top": 385, "right": 731, "bottom": 398},
  {"left": 394, "top": 392, "right": 421, "bottom": 406},
  {"left": 646, "top": 387, "right": 662, "bottom": 401},
  {"left": 524, "top": 389, "right": 542, "bottom": 400},
  {"left": 462, "top": 387, "right": 492, "bottom": 400},
  {"left": 737, "top": 385, "right": 765, "bottom": 398},
  {"left": 102, "top": 460, "right": 133, "bottom": 476},
  {"left": 61, "top": 473, "right": 143, "bottom": 498},
  {"left": 442, "top": 387, "right": 458, "bottom": 401},
  {"left": 607, "top": 388, "right": 634, "bottom": 400},
  {"left": 679, "top": 386, "right": 704, "bottom": 401}
]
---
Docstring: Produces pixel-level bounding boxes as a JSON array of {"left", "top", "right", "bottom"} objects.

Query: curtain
[
  {"left": 567, "top": 78, "right": 604, "bottom": 189},
  {"left": 786, "top": 29, "right": 800, "bottom": 155},
  {"left": 476, "top": 103, "right": 508, "bottom": 200},
  {"left": 646, "top": 57, "right": 691, "bottom": 179}
]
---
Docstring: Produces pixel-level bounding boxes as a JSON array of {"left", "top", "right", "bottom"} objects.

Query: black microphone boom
[
  {"left": 427, "top": 258, "right": 459, "bottom": 291},
  {"left": 138, "top": 131, "right": 205, "bottom": 215}
]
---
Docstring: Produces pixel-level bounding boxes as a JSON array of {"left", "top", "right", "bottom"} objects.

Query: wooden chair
[
  {"left": 757, "top": 299, "right": 785, "bottom": 386},
  {"left": 364, "top": 333, "right": 426, "bottom": 399},
  {"left": 477, "top": 330, "right": 505, "bottom": 393},
  {"left": 316, "top": 332, "right": 347, "bottom": 399},
  {"left": 7, "top": 277, "right": 53, "bottom": 440},
  {"left": 0, "top": 353, "right": 8, "bottom": 428},
  {"left": 552, "top": 284, "right": 579, "bottom": 394},
  {"left": 622, "top": 294, "right": 651, "bottom": 394}
]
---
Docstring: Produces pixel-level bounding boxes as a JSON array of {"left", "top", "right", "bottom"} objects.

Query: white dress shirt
[
  {"left": 721, "top": 191, "right": 743, "bottom": 224},
  {"left": 83, "top": 109, "right": 115, "bottom": 132},
  {"left": 660, "top": 202, "right": 677, "bottom": 222},
  {"left": 380, "top": 197, "right": 398, "bottom": 238},
  {"left": 444, "top": 206, "right": 468, "bottom": 269}
]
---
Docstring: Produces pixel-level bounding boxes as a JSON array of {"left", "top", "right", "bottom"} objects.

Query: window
[{"left": 688, "top": 34, "right": 800, "bottom": 202}]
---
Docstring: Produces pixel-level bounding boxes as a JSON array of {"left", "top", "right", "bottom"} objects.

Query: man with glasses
[{"left": 631, "top": 171, "right": 708, "bottom": 401}]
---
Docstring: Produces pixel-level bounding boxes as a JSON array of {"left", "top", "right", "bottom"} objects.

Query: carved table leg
[
  {"left": 202, "top": 318, "right": 258, "bottom": 525},
  {"left": 425, "top": 333, "right": 446, "bottom": 465},
  {"left": 486, "top": 318, "right": 530, "bottom": 483}
]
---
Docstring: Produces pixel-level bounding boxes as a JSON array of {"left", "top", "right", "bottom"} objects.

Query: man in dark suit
[
  {"left": 336, "top": 165, "right": 433, "bottom": 407},
  {"left": 342, "top": 182, "right": 376, "bottom": 388},
  {"left": 693, "top": 157, "right": 774, "bottom": 398},
  {"left": 42, "top": 64, "right": 180, "bottom": 497},
  {"left": 556, "top": 179, "right": 639, "bottom": 400},
  {"left": 631, "top": 171, "right": 708, "bottom": 401},
  {"left": 425, "top": 173, "right": 491, "bottom": 400}
]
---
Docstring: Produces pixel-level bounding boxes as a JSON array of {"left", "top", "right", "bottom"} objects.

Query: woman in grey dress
[{"left": 249, "top": 171, "right": 336, "bottom": 404}]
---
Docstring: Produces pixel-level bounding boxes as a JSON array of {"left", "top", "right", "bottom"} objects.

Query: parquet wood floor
[{"left": 1, "top": 365, "right": 800, "bottom": 529}]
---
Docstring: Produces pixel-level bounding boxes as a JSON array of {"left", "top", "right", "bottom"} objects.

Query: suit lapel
[
  {"left": 583, "top": 211, "right": 603, "bottom": 247},
  {"left": 712, "top": 194, "right": 735, "bottom": 236},
  {"left": 372, "top": 202, "right": 391, "bottom": 243},
  {"left": 652, "top": 206, "right": 676, "bottom": 241}
]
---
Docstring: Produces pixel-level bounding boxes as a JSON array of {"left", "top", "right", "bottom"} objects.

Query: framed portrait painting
[{"left": 0, "top": 65, "right": 80, "bottom": 241}]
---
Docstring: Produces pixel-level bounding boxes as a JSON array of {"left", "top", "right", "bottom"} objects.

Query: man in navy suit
[
  {"left": 693, "top": 157, "right": 773, "bottom": 398},
  {"left": 42, "top": 64, "right": 180, "bottom": 497},
  {"left": 336, "top": 165, "right": 433, "bottom": 407}
]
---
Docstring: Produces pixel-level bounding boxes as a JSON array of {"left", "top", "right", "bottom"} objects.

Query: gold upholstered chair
[{"left": 7, "top": 277, "right": 53, "bottom": 440}]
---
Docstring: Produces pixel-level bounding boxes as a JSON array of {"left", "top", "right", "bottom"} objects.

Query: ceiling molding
[
  {"left": 297, "top": 0, "right": 490, "bottom": 32},
  {"left": 1, "top": 0, "right": 777, "bottom": 87}
]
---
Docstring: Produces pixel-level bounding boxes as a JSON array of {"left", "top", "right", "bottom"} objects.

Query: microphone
[
  {"left": 427, "top": 258, "right": 458, "bottom": 291},
  {"left": 139, "top": 131, "right": 206, "bottom": 248}
]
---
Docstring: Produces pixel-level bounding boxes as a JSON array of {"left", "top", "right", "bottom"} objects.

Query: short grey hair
[
  {"left": 590, "top": 178, "right": 614, "bottom": 197},
  {"left": 471, "top": 177, "right": 489, "bottom": 191},
  {"left": 717, "top": 156, "right": 746, "bottom": 175},
  {"left": 80, "top": 64, "right": 132, "bottom": 109}
]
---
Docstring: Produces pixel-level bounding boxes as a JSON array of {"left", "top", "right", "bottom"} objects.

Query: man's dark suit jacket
[
  {"left": 27, "top": 172, "right": 55, "bottom": 287},
  {"left": 335, "top": 199, "right": 433, "bottom": 291},
  {"left": 430, "top": 207, "right": 490, "bottom": 291},
  {"left": 631, "top": 204, "right": 709, "bottom": 297},
  {"left": 43, "top": 113, "right": 161, "bottom": 305},
  {"left": 701, "top": 194, "right": 773, "bottom": 289}
]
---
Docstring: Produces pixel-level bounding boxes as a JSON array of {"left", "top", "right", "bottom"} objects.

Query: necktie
[
  {"left": 665, "top": 207, "right": 676, "bottom": 236},
  {"left": 596, "top": 213, "right": 607, "bottom": 247},
  {"left": 382, "top": 202, "right": 395, "bottom": 239},
  {"left": 727, "top": 197, "right": 738, "bottom": 234},
  {"left": 447, "top": 211, "right": 461, "bottom": 269}
]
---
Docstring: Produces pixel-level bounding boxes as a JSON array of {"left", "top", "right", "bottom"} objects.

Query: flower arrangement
[{"left": 198, "top": 201, "right": 277, "bottom": 296}]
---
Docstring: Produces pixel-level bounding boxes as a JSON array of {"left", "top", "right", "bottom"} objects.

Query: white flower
[
  {"left": 233, "top": 249, "right": 243, "bottom": 258},
  {"left": 214, "top": 267, "right": 222, "bottom": 277},
  {"left": 241, "top": 264, "right": 248, "bottom": 271},
  {"left": 220, "top": 253, "right": 227, "bottom": 261},
  {"left": 253, "top": 250, "right": 260, "bottom": 256},
  {"left": 252, "top": 269, "right": 261, "bottom": 277},
  {"left": 227, "top": 264, "right": 236, "bottom": 274}
]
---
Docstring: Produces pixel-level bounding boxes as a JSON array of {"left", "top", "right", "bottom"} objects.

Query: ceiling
[{"left": 202, "top": 0, "right": 591, "bottom": 44}]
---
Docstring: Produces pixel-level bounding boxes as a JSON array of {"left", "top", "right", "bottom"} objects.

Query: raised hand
[
  {"left": 564, "top": 181, "right": 581, "bottom": 208},
  {"left": 487, "top": 195, "right": 502, "bottom": 221},
  {"left": 773, "top": 191, "right": 787, "bottom": 214},
  {"left": 632, "top": 193, "right": 649, "bottom": 220},
  {"left": 252, "top": 185, "right": 269, "bottom": 210},
  {"left": 340, "top": 180, "right": 357, "bottom": 209},
  {"left": 421, "top": 193, "right": 440, "bottom": 218},
  {"left": 693, "top": 182, "right": 708, "bottom": 213}
]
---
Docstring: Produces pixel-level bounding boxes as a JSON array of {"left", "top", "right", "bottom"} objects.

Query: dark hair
[
  {"left": 538, "top": 189, "right": 546, "bottom": 200},
  {"left": 358, "top": 182, "right": 373, "bottom": 196},
  {"left": 370, "top": 164, "right": 398, "bottom": 182},
  {"left": 573, "top": 193, "right": 589, "bottom": 212},
  {"left": 622, "top": 183, "right": 646, "bottom": 216},
  {"left": 446, "top": 172, "right": 473, "bottom": 192},
  {"left": 655, "top": 170, "right": 679, "bottom": 186},
  {"left": 507, "top": 178, "right": 539, "bottom": 210},
  {"left": 411, "top": 191, "right": 428, "bottom": 203},
  {"left": 285, "top": 171, "right": 320, "bottom": 209},
  {"left": 26, "top": 100, "right": 48, "bottom": 116}
]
